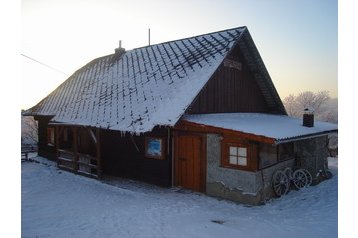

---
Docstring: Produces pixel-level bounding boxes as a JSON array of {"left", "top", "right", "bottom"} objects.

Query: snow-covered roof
[
  {"left": 24, "top": 26, "right": 285, "bottom": 133},
  {"left": 183, "top": 113, "right": 338, "bottom": 144}
]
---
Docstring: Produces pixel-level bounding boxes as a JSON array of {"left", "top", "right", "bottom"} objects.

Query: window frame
[
  {"left": 221, "top": 139, "right": 251, "bottom": 170},
  {"left": 145, "top": 137, "right": 165, "bottom": 160}
]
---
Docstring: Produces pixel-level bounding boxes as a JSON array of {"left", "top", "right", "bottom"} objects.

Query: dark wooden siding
[
  {"left": 101, "top": 127, "right": 172, "bottom": 187},
  {"left": 187, "top": 46, "right": 270, "bottom": 114},
  {"left": 34, "top": 116, "right": 56, "bottom": 160}
]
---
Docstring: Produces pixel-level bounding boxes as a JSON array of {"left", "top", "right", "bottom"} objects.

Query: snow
[
  {"left": 183, "top": 113, "right": 338, "bottom": 143},
  {"left": 22, "top": 155, "right": 338, "bottom": 238},
  {"left": 24, "top": 27, "right": 246, "bottom": 134}
]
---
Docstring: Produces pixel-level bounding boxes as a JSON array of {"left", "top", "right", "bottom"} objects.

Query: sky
[{"left": 20, "top": 0, "right": 338, "bottom": 110}]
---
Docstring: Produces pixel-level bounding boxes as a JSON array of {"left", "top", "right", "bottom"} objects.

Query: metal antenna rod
[{"left": 148, "top": 28, "right": 151, "bottom": 46}]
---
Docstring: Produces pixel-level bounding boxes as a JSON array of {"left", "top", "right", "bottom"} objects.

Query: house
[{"left": 24, "top": 26, "right": 337, "bottom": 205}]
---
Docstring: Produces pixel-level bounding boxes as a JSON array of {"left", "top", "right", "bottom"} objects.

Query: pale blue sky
[{"left": 21, "top": 0, "right": 338, "bottom": 109}]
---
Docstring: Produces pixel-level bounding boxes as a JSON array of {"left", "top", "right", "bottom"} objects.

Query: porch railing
[{"left": 58, "top": 149, "right": 99, "bottom": 178}]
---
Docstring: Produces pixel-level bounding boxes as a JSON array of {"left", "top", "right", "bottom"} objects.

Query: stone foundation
[{"left": 205, "top": 133, "right": 323, "bottom": 205}]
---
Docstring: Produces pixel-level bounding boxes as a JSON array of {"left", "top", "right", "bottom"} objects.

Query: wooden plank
[
  {"left": 73, "top": 127, "right": 79, "bottom": 172},
  {"left": 58, "top": 164, "right": 75, "bottom": 171},
  {"left": 58, "top": 157, "right": 75, "bottom": 162},
  {"left": 77, "top": 160, "right": 98, "bottom": 169},
  {"left": 186, "top": 46, "right": 270, "bottom": 115},
  {"left": 78, "top": 153, "right": 96, "bottom": 160},
  {"left": 88, "top": 128, "right": 97, "bottom": 144},
  {"left": 77, "top": 170, "right": 99, "bottom": 178},
  {"left": 96, "top": 128, "right": 102, "bottom": 178},
  {"left": 175, "top": 120, "right": 276, "bottom": 145},
  {"left": 55, "top": 126, "right": 60, "bottom": 165},
  {"left": 58, "top": 149, "right": 75, "bottom": 155}
]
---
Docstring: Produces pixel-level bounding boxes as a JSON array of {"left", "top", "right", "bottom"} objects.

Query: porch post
[
  {"left": 73, "top": 127, "right": 79, "bottom": 172},
  {"left": 96, "top": 128, "right": 102, "bottom": 178},
  {"left": 55, "top": 126, "right": 60, "bottom": 165}
]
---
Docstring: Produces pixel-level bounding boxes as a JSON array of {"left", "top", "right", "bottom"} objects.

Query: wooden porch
[{"left": 55, "top": 125, "right": 102, "bottom": 178}]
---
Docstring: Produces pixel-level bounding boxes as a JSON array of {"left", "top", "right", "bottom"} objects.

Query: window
[
  {"left": 47, "top": 127, "right": 55, "bottom": 146},
  {"left": 145, "top": 137, "right": 165, "bottom": 159},
  {"left": 221, "top": 139, "right": 252, "bottom": 170},
  {"left": 229, "top": 146, "right": 247, "bottom": 166}
]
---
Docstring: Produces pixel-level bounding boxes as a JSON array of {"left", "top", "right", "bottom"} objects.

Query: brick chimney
[{"left": 303, "top": 107, "right": 314, "bottom": 127}]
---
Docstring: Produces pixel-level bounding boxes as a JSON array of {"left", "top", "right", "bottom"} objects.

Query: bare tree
[
  {"left": 283, "top": 91, "right": 331, "bottom": 119},
  {"left": 21, "top": 114, "right": 38, "bottom": 146},
  {"left": 283, "top": 94, "right": 300, "bottom": 118},
  {"left": 295, "top": 91, "right": 330, "bottom": 115}
]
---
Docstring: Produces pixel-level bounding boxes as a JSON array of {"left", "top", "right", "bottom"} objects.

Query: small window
[
  {"left": 229, "top": 146, "right": 247, "bottom": 166},
  {"left": 145, "top": 137, "right": 165, "bottom": 160},
  {"left": 221, "top": 140, "right": 250, "bottom": 169},
  {"left": 47, "top": 127, "right": 55, "bottom": 146}
]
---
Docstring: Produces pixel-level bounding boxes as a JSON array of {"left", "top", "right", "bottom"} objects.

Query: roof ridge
[{"left": 130, "top": 26, "right": 247, "bottom": 52}]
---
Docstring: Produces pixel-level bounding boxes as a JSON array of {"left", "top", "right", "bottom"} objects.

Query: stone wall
[
  {"left": 206, "top": 134, "right": 295, "bottom": 205},
  {"left": 294, "top": 136, "right": 329, "bottom": 175},
  {"left": 205, "top": 134, "right": 329, "bottom": 205}
]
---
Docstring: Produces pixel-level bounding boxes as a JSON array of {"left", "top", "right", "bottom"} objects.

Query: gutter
[{"left": 274, "top": 130, "right": 338, "bottom": 145}]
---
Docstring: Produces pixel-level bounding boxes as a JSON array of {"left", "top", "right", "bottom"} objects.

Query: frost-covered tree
[
  {"left": 283, "top": 91, "right": 336, "bottom": 123},
  {"left": 21, "top": 113, "right": 38, "bottom": 145}
]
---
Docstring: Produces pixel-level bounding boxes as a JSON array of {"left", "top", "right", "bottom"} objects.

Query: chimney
[
  {"left": 114, "top": 40, "right": 125, "bottom": 56},
  {"left": 303, "top": 107, "right": 314, "bottom": 127}
]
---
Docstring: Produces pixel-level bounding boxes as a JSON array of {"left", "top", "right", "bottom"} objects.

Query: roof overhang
[{"left": 180, "top": 113, "right": 338, "bottom": 145}]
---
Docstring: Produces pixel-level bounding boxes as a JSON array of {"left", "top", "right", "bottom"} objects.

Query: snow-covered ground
[{"left": 22, "top": 155, "right": 338, "bottom": 238}]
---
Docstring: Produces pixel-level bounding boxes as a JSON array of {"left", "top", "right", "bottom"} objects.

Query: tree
[
  {"left": 21, "top": 114, "right": 38, "bottom": 145},
  {"left": 283, "top": 91, "right": 335, "bottom": 122}
]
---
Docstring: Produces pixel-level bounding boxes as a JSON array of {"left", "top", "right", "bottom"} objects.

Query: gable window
[
  {"left": 221, "top": 139, "right": 252, "bottom": 170},
  {"left": 47, "top": 127, "right": 55, "bottom": 146}
]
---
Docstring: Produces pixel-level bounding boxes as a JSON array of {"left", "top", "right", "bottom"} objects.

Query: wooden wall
[
  {"left": 34, "top": 116, "right": 56, "bottom": 160},
  {"left": 187, "top": 45, "right": 270, "bottom": 114},
  {"left": 100, "top": 127, "right": 172, "bottom": 187}
]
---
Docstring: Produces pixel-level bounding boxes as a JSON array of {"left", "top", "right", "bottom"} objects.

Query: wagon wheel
[
  {"left": 292, "top": 169, "right": 308, "bottom": 189},
  {"left": 272, "top": 170, "right": 290, "bottom": 197},
  {"left": 283, "top": 167, "right": 293, "bottom": 181},
  {"left": 302, "top": 169, "right": 312, "bottom": 187}
]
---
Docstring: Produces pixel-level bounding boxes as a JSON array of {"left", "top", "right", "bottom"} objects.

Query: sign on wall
[{"left": 145, "top": 137, "right": 165, "bottom": 159}]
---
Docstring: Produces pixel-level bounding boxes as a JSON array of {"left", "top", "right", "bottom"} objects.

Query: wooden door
[{"left": 174, "top": 134, "right": 205, "bottom": 192}]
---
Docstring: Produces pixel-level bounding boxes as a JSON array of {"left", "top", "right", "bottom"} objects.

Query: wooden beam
[
  {"left": 96, "top": 128, "right": 102, "bottom": 178},
  {"left": 55, "top": 126, "right": 60, "bottom": 166},
  {"left": 55, "top": 126, "right": 65, "bottom": 165},
  {"left": 73, "top": 127, "right": 79, "bottom": 172},
  {"left": 175, "top": 120, "right": 276, "bottom": 144},
  {"left": 88, "top": 128, "right": 97, "bottom": 144}
]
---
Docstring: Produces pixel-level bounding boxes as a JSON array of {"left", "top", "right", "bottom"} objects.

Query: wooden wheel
[
  {"left": 283, "top": 167, "right": 293, "bottom": 181},
  {"left": 272, "top": 170, "right": 289, "bottom": 197},
  {"left": 293, "top": 169, "right": 308, "bottom": 189},
  {"left": 302, "top": 169, "right": 312, "bottom": 187}
]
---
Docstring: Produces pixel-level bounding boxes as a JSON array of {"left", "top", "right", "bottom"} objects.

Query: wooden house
[{"left": 24, "top": 26, "right": 337, "bottom": 205}]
